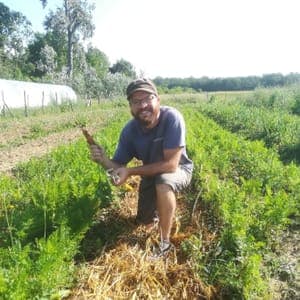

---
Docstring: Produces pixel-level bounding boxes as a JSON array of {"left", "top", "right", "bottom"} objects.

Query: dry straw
[{"left": 69, "top": 176, "right": 217, "bottom": 299}]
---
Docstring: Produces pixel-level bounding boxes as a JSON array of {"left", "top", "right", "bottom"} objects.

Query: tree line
[{"left": 153, "top": 73, "right": 300, "bottom": 93}]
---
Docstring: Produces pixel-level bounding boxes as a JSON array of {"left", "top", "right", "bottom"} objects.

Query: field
[{"left": 0, "top": 88, "right": 299, "bottom": 299}]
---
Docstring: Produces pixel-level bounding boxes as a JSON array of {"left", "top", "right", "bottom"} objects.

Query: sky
[{"left": 2, "top": 0, "right": 300, "bottom": 78}]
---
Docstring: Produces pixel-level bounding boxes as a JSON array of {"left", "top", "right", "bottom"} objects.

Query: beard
[{"left": 132, "top": 106, "right": 159, "bottom": 128}]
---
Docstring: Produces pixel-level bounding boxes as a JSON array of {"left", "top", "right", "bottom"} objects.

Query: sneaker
[{"left": 150, "top": 240, "right": 174, "bottom": 259}]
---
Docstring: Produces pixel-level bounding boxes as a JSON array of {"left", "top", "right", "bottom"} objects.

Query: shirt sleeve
[{"left": 163, "top": 108, "right": 186, "bottom": 149}]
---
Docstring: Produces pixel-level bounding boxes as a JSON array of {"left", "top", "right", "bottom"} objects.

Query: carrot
[{"left": 81, "top": 128, "right": 97, "bottom": 145}]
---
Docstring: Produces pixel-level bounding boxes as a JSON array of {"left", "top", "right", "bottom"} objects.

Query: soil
[
  {"left": 0, "top": 128, "right": 82, "bottom": 174},
  {"left": 270, "top": 222, "right": 300, "bottom": 299}
]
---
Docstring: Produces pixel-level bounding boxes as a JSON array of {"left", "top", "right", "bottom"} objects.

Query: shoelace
[
  {"left": 150, "top": 241, "right": 173, "bottom": 259},
  {"left": 159, "top": 240, "right": 171, "bottom": 252}
]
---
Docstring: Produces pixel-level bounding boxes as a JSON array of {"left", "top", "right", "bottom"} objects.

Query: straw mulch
[{"left": 69, "top": 177, "right": 217, "bottom": 299}]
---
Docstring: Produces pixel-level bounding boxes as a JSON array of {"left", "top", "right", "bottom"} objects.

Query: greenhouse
[{"left": 0, "top": 79, "right": 77, "bottom": 109}]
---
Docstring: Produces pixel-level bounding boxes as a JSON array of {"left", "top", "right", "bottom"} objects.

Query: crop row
[
  {"left": 182, "top": 107, "right": 299, "bottom": 298},
  {"left": 229, "top": 86, "right": 300, "bottom": 114},
  {"left": 0, "top": 111, "right": 128, "bottom": 299},
  {"left": 198, "top": 102, "right": 300, "bottom": 164}
]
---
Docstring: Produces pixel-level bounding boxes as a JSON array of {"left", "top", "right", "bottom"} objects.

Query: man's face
[{"left": 129, "top": 91, "right": 160, "bottom": 128}]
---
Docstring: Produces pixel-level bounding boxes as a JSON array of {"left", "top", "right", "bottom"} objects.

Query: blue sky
[{"left": 2, "top": 0, "right": 300, "bottom": 78}]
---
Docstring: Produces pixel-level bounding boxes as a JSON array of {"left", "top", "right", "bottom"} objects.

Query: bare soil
[{"left": 0, "top": 128, "right": 82, "bottom": 174}]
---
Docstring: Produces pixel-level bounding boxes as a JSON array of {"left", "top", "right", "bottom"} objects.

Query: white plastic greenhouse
[{"left": 0, "top": 79, "right": 77, "bottom": 109}]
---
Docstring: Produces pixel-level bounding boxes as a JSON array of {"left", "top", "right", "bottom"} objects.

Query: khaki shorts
[{"left": 135, "top": 167, "right": 192, "bottom": 225}]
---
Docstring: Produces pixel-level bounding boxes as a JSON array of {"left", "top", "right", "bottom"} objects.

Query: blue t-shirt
[{"left": 113, "top": 106, "right": 193, "bottom": 173}]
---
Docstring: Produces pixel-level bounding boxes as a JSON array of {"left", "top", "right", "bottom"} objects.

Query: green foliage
[
  {"left": 291, "top": 93, "right": 300, "bottom": 115},
  {"left": 0, "top": 227, "right": 77, "bottom": 299},
  {"left": 0, "top": 3, "right": 33, "bottom": 82},
  {"left": 0, "top": 140, "right": 112, "bottom": 245},
  {"left": 181, "top": 106, "right": 299, "bottom": 298},
  {"left": 0, "top": 2, "right": 32, "bottom": 53},
  {"left": 153, "top": 74, "right": 300, "bottom": 92},
  {"left": 0, "top": 92, "right": 298, "bottom": 298},
  {"left": 86, "top": 46, "right": 110, "bottom": 79},
  {"left": 0, "top": 110, "right": 128, "bottom": 298},
  {"left": 102, "top": 73, "right": 131, "bottom": 98},
  {"left": 197, "top": 93, "right": 300, "bottom": 164},
  {"left": 109, "top": 58, "right": 136, "bottom": 78},
  {"left": 242, "top": 86, "right": 299, "bottom": 112}
]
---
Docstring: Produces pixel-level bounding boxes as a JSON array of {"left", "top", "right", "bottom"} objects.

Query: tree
[
  {"left": 43, "top": 0, "right": 95, "bottom": 78},
  {"left": 109, "top": 58, "right": 136, "bottom": 78},
  {"left": 36, "top": 44, "right": 57, "bottom": 77},
  {"left": 262, "top": 73, "right": 284, "bottom": 87},
  {"left": 86, "top": 46, "right": 110, "bottom": 79},
  {"left": 25, "top": 32, "right": 66, "bottom": 79},
  {"left": 0, "top": 2, "right": 32, "bottom": 53},
  {"left": 102, "top": 72, "right": 131, "bottom": 98},
  {"left": 0, "top": 3, "right": 32, "bottom": 79},
  {"left": 83, "top": 66, "right": 104, "bottom": 99}
]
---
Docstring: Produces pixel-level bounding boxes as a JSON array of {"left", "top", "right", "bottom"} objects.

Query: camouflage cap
[{"left": 126, "top": 78, "right": 158, "bottom": 100}]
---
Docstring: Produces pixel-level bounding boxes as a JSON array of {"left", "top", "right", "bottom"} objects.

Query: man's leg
[
  {"left": 136, "top": 177, "right": 157, "bottom": 225},
  {"left": 155, "top": 183, "right": 176, "bottom": 242}
]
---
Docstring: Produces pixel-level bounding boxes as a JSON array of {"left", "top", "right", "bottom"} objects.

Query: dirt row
[{"left": 0, "top": 128, "right": 82, "bottom": 174}]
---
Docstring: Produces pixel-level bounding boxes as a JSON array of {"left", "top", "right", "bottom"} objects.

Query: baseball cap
[{"left": 126, "top": 78, "right": 158, "bottom": 99}]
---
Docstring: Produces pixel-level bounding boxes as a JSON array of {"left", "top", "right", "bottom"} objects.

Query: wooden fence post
[
  {"left": 24, "top": 90, "right": 28, "bottom": 117},
  {"left": 1, "top": 91, "right": 14, "bottom": 117},
  {"left": 1, "top": 90, "right": 4, "bottom": 116},
  {"left": 42, "top": 90, "right": 45, "bottom": 112}
]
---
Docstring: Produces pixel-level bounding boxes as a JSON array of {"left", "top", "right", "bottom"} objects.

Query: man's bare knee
[{"left": 156, "top": 183, "right": 173, "bottom": 194}]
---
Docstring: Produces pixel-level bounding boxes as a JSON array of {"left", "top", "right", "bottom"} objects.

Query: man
[{"left": 89, "top": 78, "right": 193, "bottom": 257}]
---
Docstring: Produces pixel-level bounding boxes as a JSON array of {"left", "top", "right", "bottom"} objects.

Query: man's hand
[
  {"left": 89, "top": 144, "right": 106, "bottom": 164},
  {"left": 112, "top": 167, "right": 130, "bottom": 186},
  {"left": 82, "top": 128, "right": 123, "bottom": 174}
]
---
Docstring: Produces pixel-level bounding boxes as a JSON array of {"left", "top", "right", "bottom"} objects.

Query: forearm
[
  {"left": 95, "top": 155, "right": 121, "bottom": 170},
  {"left": 127, "top": 160, "right": 177, "bottom": 177},
  {"left": 126, "top": 147, "right": 183, "bottom": 177}
]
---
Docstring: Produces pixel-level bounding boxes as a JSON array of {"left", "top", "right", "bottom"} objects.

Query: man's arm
[
  {"left": 81, "top": 128, "right": 120, "bottom": 170},
  {"left": 129, "top": 147, "right": 183, "bottom": 176},
  {"left": 113, "top": 147, "right": 183, "bottom": 185},
  {"left": 89, "top": 144, "right": 122, "bottom": 170}
]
